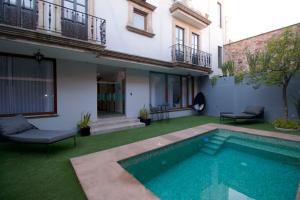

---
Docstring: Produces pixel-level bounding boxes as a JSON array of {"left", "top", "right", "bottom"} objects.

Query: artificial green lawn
[{"left": 0, "top": 115, "right": 299, "bottom": 200}]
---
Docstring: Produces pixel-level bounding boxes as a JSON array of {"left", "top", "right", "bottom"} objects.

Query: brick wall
[{"left": 224, "top": 23, "right": 300, "bottom": 72}]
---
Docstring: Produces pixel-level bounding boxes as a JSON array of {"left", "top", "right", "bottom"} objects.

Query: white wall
[
  {"left": 94, "top": 0, "right": 224, "bottom": 73},
  {"left": 169, "top": 109, "right": 196, "bottom": 118},
  {"left": 125, "top": 69, "right": 150, "bottom": 118},
  {"left": 94, "top": 0, "right": 173, "bottom": 61},
  {"left": 29, "top": 59, "right": 97, "bottom": 131}
]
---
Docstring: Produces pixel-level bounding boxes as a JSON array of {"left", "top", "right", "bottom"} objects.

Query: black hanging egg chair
[{"left": 193, "top": 92, "right": 206, "bottom": 113}]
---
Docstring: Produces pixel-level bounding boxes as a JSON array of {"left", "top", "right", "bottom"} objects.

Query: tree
[{"left": 245, "top": 26, "right": 300, "bottom": 121}]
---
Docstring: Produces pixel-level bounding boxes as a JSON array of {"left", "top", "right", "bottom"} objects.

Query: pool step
[
  {"left": 200, "top": 134, "right": 230, "bottom": 156},
  {"left": 201, "top": 147, "right": 217, "bottom": 155},
  {"left": 213, "top": 135, "right": 228, "bottom": 141},
  {"left": 205, "top": 143, "right": 220, "bottom": 150},
  {"left": 227, "top": 137, "right": 300, "bottom": 160},
  {"left": 209, "top": 139, "right": 224, "bottom": 145}
]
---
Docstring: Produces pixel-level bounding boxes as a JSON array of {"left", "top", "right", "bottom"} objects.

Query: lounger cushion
[
  {"left": 220, "top": 113, "right": 256, "bottom": 119},
  {"left": 243, "top": 106, "right": 264, "bottom": 115},
  {"left": 6, "top": 129, "right": 76, "bottom": 144},
  {"left": 0, "top": 115, "right": 34, "bottom": 136}
]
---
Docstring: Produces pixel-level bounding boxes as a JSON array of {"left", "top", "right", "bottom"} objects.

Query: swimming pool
[{"left": 119, "top": 129, "right": 300, "bottom": 200}]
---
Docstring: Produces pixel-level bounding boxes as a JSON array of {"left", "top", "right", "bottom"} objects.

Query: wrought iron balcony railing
[
  {"left": 0, "top": 0, "right": 106, "bottom": 45},
  {"left": 171, "top": 44, "right": 211, "bottom": 68}
]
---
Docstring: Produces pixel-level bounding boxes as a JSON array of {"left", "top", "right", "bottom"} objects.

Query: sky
[{"left": 225, "top": 0, "right": 300, "bottom": 43}]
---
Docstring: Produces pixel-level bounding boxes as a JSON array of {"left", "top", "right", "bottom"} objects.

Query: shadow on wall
[{"left": 198, "top": 74, "right": 300, "bottom": 122}]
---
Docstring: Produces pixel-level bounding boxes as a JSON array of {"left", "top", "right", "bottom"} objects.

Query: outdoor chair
[
  {"left": 0, "top": 115, "right": 76, "bottom": 151},
  {"left": 150, "top": 104, "right": 161, "bottom": 120},
  {"left": 220, "top": 106, "right": 264, "bottom": 123}
]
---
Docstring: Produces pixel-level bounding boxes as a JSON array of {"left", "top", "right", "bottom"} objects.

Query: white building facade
[{"left": 0, "top": 0, "right": 225, "bottom": 131}]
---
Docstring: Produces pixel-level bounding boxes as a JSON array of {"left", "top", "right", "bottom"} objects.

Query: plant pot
[
  {"left": 140, "top": 118, "right": 151, "bottom": 126},
  {"left": 80, "top": 127, "right": 91, "bottom": 136}
]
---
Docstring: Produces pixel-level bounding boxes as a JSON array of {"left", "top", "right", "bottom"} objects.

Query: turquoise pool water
[{"left": 119, "top": 129, "right": 300, "bottom": 200}]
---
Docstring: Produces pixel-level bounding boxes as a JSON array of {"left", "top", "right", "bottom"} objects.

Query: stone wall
[{"left": 224, "top": 23, "right": 300, "bottom": 72}]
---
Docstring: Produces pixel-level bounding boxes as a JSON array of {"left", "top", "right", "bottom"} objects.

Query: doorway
[
  {"left": 0, "top": 0, "right": 38, "bottom": 29},
  {"left": 97, "top": 68, "right": 125, "bottom": 118},
  {"left": 61, "top": 0, "right": 88, "bottom": 40}
]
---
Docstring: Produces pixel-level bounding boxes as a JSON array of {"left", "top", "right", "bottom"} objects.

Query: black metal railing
[
  {"left": 0, "top": 0, "right": 106, "bottom": 45},
  {"left": 171, "top": 44, "right": 211, "bottom": 68}
]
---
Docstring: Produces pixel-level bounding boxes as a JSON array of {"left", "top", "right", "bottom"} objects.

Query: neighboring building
[
  {"left": 0, "top": 0, "right": 225, "bottom": 132},
  {"left": 224, "top": 23, "right": 300, "bottom": 72}
]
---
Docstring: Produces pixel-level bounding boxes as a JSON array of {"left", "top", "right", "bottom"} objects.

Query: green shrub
[
  {"left": 78, "top": 112, "right": 91, "bottom": 129},
  {"left": 211, "top": 75, "right": 219, "bottom": 87},
  {"left": 273, "top": 119, "right": 299, "bottom": 130},
  {"left": 221, "top": 64, "right": 228, "bottom": 76},
  {"left": 221, "top": 60, "right": 235, "bottom": 76},
  {"left": 227, "top": 61, "right": 235, "bottom": 76},
  {"left": 234, "top": 71, "right": 245, "bottom": 84},
  {"left": 139, "top": 105, "right": 150, "bottom": 120}
]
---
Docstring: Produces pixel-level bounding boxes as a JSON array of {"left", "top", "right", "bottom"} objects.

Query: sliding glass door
[{"left": 149, "top": 72, "right": 194, "bottom": 110}]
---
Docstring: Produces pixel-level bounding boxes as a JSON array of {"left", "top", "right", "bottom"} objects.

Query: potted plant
[
  {"left": 273, "top": 119, "right": 299, "bottom": 132},
  {"left": 139, "top": 106, "right": 151, "bottom": 126},
  {"left": 78, "top": 112, "right": 91, "bottom": 136}
]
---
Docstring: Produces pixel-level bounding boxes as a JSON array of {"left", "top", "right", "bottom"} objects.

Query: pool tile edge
[{"left": 70, "top": 123, "right": 300, "bottom": 200}]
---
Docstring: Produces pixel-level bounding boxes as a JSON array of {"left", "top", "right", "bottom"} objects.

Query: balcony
[
  {"left": 0, "top": 0, "right": 106, "bottom": 46},
  {"left": 171, "top": 44, "right": 211, "bottom": 68},
  {"left": 170, "top": 0, "right": 211, "bottom": 29}
]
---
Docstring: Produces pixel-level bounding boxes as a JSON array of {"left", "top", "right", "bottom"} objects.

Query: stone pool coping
[{"left": 70, "top": 123, "right": 300, "bottom": 200}]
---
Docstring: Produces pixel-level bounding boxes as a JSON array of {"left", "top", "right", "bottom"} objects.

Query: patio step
[
  {"left": 89, "top": 117, "right": 140, "bottom": 128},
  {"left": 90, "top": 117, "right": 144, "bottom": 135}
]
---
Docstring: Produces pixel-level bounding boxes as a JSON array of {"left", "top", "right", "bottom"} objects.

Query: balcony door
[
  {"left": 175, "top": 26, "right": 185, "bottom": 62},
  {"left": 191, "top": 33, "right": 199, "bottom": 65},
  {"left": 62, "top": 0, "right": 88, "bottom": 40},
  {"left": 0, "top": 0, "right": 37, "bottom": 29}
]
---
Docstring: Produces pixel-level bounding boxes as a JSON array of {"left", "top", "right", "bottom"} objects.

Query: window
[
  {"left": 63, "top": 0, "right": 87, "bottom": 23},
  {"left": 133, "top": 9, "right": 146, "bottom": 30},
  {"left": 191, "top": 33, "right": 199, "bottom": 51},
  {"left": 218, "top": 46, "right": 223, "bottom": 68},
  {"left": 175, "top": 26, "right": 185, "bottom": 61},
  {"left": 150, "top": 73, "right": 166, "bottom": 107},
  {"left": 4, "top": 0, "right": 34, "bottom": 9},
  {"left": 188, "top": 77, "right": 193, "bottom": 105},
  {"left": 168, "top": 75, "right": 181, "bottom": 109},
  {"left": 126, "top": 0, "right": 156, "bottom": 37},
  {"left": 217, "top": 2, "right": 222, "bottom": 28},
  {"left": 191, "top": 33, "right": 199, "bottom": 64},
  {"left": 175, "top": 26, "right": 184, "bottom": 46},
  {"left": 150, "top": 73, "right": 194, "bottom": 110},
  {"left": 182, "top": 77, "right": 187, "bottom": 107},
  {"left": 0, "top": 54, "right": 56, "bottom": 116}
]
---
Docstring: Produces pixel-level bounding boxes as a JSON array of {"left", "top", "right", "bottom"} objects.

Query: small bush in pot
[
  {"left": 273, "top": 119, "right": 299, "bottom": 131},
  {"left": 139, "top": 106, "right": 151, "bottom": 126},
  {"left": 78, "top": 112, "right": 91, "bottom": 136}
]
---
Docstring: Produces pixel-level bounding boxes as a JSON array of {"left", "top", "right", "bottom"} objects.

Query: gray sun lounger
[
  {"left": 220, "top": 106, "right": 264, "bottom": 122},
  {"left": 0, "top": 115, "right": 76, "bottom": 148}
]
